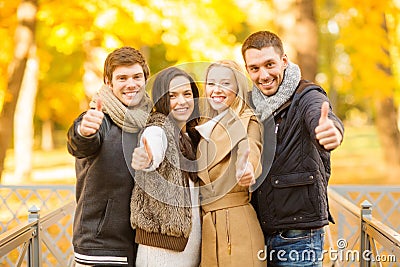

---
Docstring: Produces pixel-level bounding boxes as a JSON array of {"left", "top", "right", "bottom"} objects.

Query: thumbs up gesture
[
  {"left": 131, "top": 137, "right": 154, "bottom": 170},
  {"left": 236, "top": 149, "right": 255, "bottom": 187},
  {"left": 79, "top": 99, "right": 104, "bottom": 137},
  {"left": 315, "top": 101, "right": 342, "bottom": 150}
]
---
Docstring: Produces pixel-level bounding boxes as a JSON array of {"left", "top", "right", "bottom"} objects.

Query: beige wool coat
[{"left": 197, "top": 109, "right": 265, "bottom": 267}]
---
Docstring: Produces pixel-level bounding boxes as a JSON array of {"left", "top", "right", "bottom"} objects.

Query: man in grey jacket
[
  {"left": 67, "top": 46, "right": 152, "bottom": 266},
  {"left": 242, "top": 31, "right": 344, "bottom": 266}
]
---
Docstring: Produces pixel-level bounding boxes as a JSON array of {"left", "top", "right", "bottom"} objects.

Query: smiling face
[
  {"left": 244, "top": 46, "right": 288, "bottom": 96},
  {"left": 169, "top": 76, "right": 195, "bottom": 129},
  {"left": 205, "top": 65, "right": 238, "bottom": 113},
  {"left": 107, "top": 63, "right": 146, "bottom": 106}
]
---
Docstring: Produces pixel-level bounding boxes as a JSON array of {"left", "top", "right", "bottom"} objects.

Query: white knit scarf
[{"left": 251, "top": 61, "right": 301, "bottom": 122}]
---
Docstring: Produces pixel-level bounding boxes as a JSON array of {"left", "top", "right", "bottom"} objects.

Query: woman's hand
[
  {"left": 236, "top": 149, "right": 255, "bottom": 187},
  {"left": 131, "top": 137, "right": 153, "bottom": 170}
]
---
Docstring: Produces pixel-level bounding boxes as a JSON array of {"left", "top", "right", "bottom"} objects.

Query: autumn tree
[
  {"left": 0, "top": 0, "right": 37, "bottom": 181},
  {"left": 0, "top": 0, "right": 273, "bottom": 181},
  {"left": 273, "top": 0, "right": 318, "bottom": 81},
  {"left": 336, "top": 0, "right": 400, "bottom": 169}
]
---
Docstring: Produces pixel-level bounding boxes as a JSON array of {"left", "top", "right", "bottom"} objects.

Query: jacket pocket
[
  {"left": 271, "top": 171, "right": 320, "bottom": 224},
  {"left": 96, "top": 199, "right": 114, "bottom": 237}
]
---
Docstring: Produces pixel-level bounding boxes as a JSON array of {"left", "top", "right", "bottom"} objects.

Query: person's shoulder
[
  {"left": 147, "top": 112, "right": 166, "bottom": 123},
  {"left": 146, "top": 112, "right": 175, "bottom": 129},
  {"left": 238, "top": 108, "right": 261, "bottom": 127},
  {"left": 296, "top": 80, "right": 323, "bottom": 93},
  {"left": 295, "top": 80, "right": 327, "bottom": 100},
  {"left": 241, "top": 108, "right": 256, "bottom": 117}
]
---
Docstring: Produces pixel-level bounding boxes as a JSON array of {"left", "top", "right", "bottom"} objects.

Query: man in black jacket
[
  {"left": 67, "top": 46, "right": 152, "bottom": 266},
  {"left": 242, "top": 31, "right": 344, "bottom": 266}
]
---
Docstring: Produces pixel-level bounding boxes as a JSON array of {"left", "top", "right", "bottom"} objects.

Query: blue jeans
[{"left": 265, "top": 227, "right": 325, "bottom": 267}]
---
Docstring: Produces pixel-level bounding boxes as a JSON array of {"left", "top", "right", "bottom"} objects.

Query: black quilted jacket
[{"left": 250, "top": 80, "right": 344, "bottom": 234}]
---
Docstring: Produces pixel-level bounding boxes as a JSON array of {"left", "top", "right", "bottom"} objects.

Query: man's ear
[
  {"left": 282, "top": 54, "right": 289, "bottom": 68},
  {"left": 105, "top": 78, "right": 112, "bottom": 88}
]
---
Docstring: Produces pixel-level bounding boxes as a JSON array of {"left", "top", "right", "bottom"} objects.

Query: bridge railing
[
  {"left": 0, "top": 185, "right": 75, "bottom": 266},
  {"left": 327, "top": 186, "right": 400, "bottom": 266},
  {"left": 0, "top": 185, "right": 399, "bottom": 266},
  {"left": 0, "top": 201, "right": 75, "bottom": 267}
]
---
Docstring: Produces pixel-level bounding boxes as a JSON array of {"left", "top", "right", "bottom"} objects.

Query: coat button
[
  {"left": 293, "top": 217, "right": 297, "bottom": 221},
  {"left": 275, "top": 180, "right": 279, "bottom": 184},
  {"left": 309, "top": 175, "right": 314, "bottom": 179}
]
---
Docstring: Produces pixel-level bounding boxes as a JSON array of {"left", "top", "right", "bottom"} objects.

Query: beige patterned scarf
[{"left": 90, "top": 85, "right": 152, "bottom": 133}]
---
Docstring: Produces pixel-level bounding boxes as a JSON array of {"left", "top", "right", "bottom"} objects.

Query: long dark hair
[{"left": 151, "top": 67, "right": 201, "bottom": 165}]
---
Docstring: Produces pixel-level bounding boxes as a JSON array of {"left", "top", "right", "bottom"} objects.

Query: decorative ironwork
[{"left": 0, "top": 185, "right": 75, "bottom": 266}]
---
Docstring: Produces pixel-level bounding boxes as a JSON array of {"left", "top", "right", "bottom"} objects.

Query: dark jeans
[{"left": 265, "top": 227, "right": 325, "bottom": 267}]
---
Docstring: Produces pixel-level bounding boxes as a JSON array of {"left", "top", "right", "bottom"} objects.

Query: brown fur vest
[{"left": 130, "top": 112, "right": 192, "bottom": 251}]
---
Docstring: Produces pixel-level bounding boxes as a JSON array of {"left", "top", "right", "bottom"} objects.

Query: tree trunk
[
  {"left": 375, "top": 98, "right": 400, "bottom": 166},
  {"left": 41, "top": 119, "right": 54, "bottom": 151},
  {"left": 13, "top": 47, "right": 39, "bottom": 183},
  {"left": 323, "top": 0, "right": 339, "bottom": 112},
  {"left": 374, "top": 14, "right": 400, "bottom": 168},
  {"left": 0, "top": 0, "right": 38, "bottom": 182},
  {"left": 294, "top": 0, "right": 318, "bottom": 81},
  {"left": 274, "top": 0, "right": 318, "bottom": 81}
]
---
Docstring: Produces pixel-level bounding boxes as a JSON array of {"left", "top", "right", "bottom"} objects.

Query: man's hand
[
  {"left": 131, "top": 137, "right": 153, "bottom": 170},
  {"left": 79, "top": 99, "right": 104, "bottom": 137},
  {"left": 236, "top": 149, "right": 255, "bottom": 187},
  {"left": 315, "top": 101, "right": 342, "bottom": 150}
]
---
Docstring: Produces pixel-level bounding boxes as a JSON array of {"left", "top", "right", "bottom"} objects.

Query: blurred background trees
[{"left": 0, "top": 0, "right": 399, "bottom": 183}]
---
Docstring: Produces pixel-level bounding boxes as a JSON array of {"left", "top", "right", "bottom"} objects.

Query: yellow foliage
[
  {"left": 0, "top": 0, "right": 19, "bottom": 113},
  {"left": 336, "top": 0, "right": 399, "bottom": 100},
  {"left": 6, "top": 0, "right": 399, "bottom": 130}
]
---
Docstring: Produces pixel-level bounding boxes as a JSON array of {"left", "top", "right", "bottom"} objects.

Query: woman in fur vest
[{"left": 130, "top": 67, "right": 201, "bottom": 267}]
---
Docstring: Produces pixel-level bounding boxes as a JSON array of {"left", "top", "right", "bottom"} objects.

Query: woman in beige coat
[{"left": 196, "top": 60, "right": 265, "bottom": 267}]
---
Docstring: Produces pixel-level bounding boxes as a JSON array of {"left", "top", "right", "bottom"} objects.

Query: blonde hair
[{"left": 202, "top": 60, "right": 251, "bottom": 120}]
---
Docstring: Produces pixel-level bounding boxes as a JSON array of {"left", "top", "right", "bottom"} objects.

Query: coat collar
[
  {"left": 195, "top": 110, "right": 227, "bottom": 141},
  {"left": 197, "top": 109, "right": 252, "bottom": 185}
]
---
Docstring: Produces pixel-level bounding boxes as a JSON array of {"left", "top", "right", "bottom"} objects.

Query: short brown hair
[
  {"left": 103, "top": 46, "right": 150, "bottom": 84},
  {"left": 241, "top": 31, "right": 285, "bottom": 59}
]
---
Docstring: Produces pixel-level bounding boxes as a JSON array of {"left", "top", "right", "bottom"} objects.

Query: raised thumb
[
  {"left": 319, "top": 101, "right": 329, "bottom": 124},
  {"left": 96, "top": 98, "right": 103, "bottom": 112},
  {"left": 237, "top": 149, "right": 250, "bottom": 172},
  {"left": 142, "top": 137, "right": 153, "bottom": 163}
]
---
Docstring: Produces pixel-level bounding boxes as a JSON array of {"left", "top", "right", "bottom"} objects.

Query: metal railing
[
  {"left": 0, "top": 201, "right": 75, "bottom": 267},
  {"left": 0, "top": 185, "right": 75, "bottom": 233},
  {"left": 327, "top": 187, "right": 400, "bottom": 266},
  {"left": 0, "top": 185, "right": 399, "bottom": 266},
  {"left": 0, "top": 185, "right": 75, "bottom": 266},
  {"left": 330, "top": 185, "right": 400, "bottom": 231}
]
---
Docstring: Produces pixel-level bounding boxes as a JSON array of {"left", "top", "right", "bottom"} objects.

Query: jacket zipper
[
  {"left": 275, "top": 123, "right": 280, "bottom": 134},
  {"left": 226, "top": 209, "right": 231, "bottom": 255}
]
